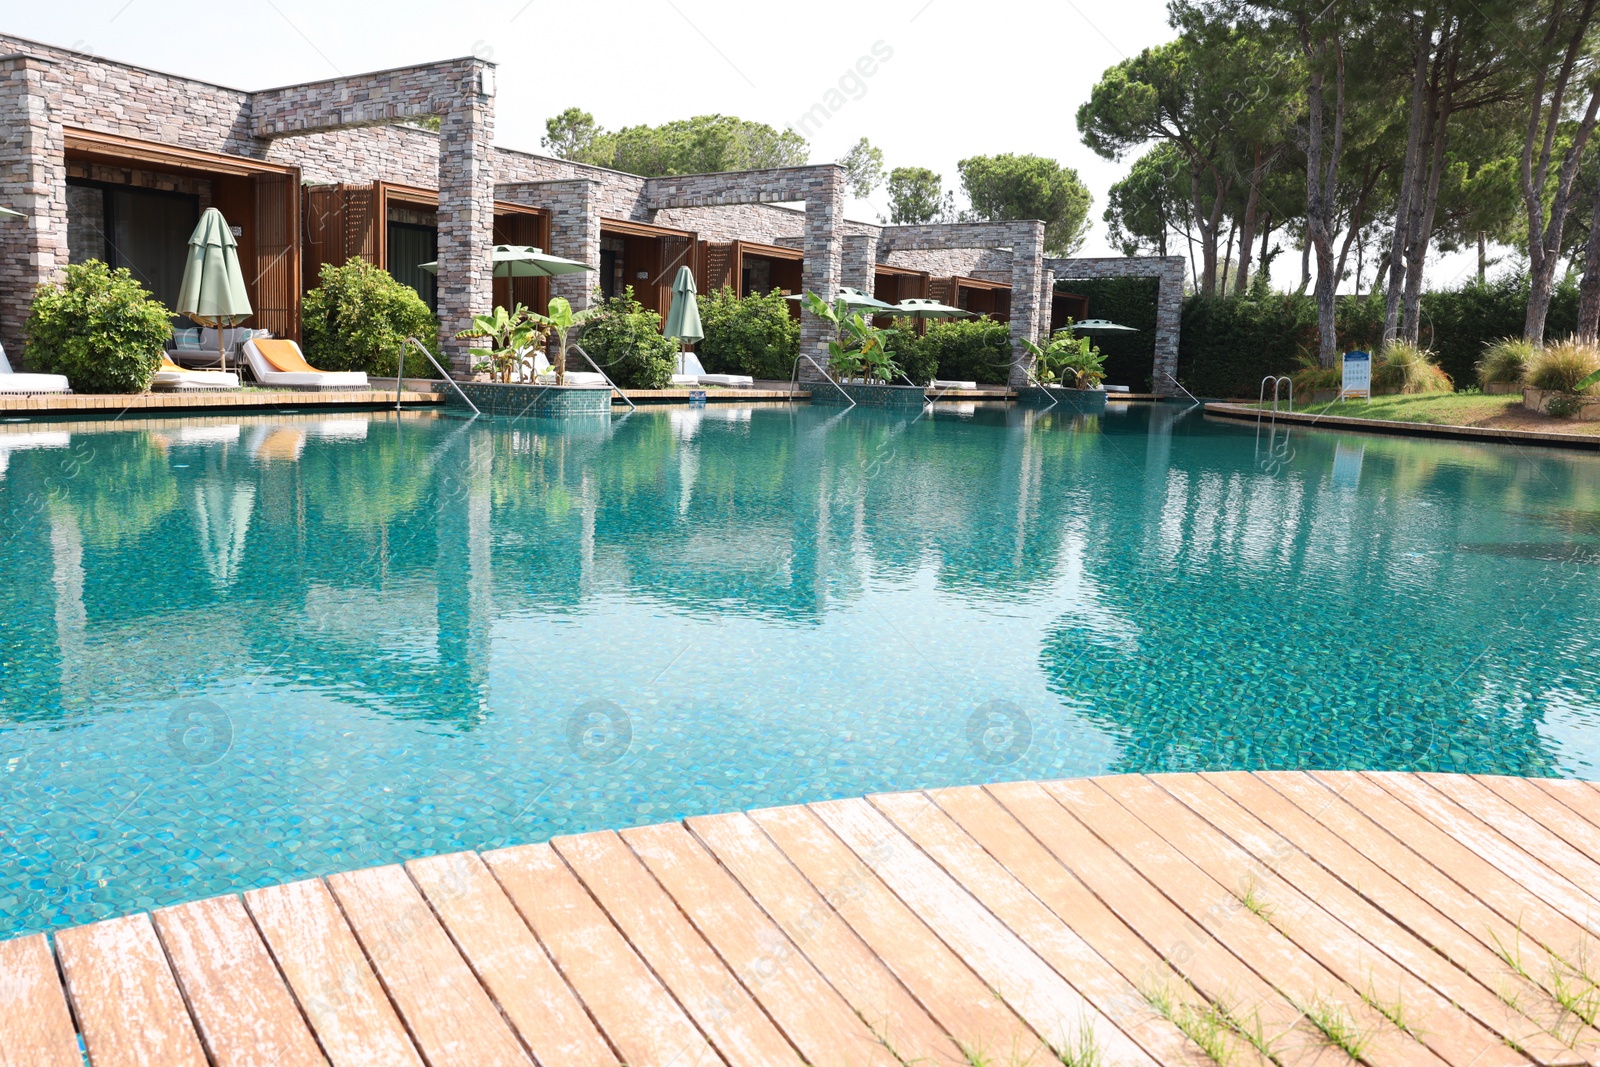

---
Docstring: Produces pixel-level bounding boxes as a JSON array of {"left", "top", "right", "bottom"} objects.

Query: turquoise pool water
[{"left": 1, "top": 402, "right": 1598, "bottom": 936}]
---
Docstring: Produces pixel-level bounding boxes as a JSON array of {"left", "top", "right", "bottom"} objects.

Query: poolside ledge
[{"left": 4, "top": 771, "right": 1598, "bottom": 1066}]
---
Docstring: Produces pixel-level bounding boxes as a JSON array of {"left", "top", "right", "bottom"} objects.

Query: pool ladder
[
  {"left": 1258, "top": 376, "right": 1293, "bottom": 417},
  {"left": 1256, "top": 376, "right": 1295, "bottom": 474}
]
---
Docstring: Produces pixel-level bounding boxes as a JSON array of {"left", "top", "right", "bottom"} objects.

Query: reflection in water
[{"left": 0, "top": 404, "right": 1598, "bottom": 935}]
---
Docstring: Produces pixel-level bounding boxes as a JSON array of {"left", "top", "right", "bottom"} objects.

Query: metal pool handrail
[
  {"left": 396, "top": 338, "right": 480, "bottom": 415},
  {"left": 789, "top": 355, "right": 856, "bottom": 410},
  {"left": 1258, "top": 375, "right": 1293, "bottom": 418},
  {"left": 568, "top": 343, "right": 635, "bottom": 412},
  {"left": 1021, "top": 366, "right": 1061, "bottom": 412},
  {"left": 1163, "top": 370, "right": 1204, "bottom": 407}
]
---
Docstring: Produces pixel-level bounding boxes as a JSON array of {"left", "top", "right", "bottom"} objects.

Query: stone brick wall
[
  {"left": 652, "top": 202, "right": 805, "bottom": 244},
  {"left": 251, "top": 59, "right": 489, "bottom": 137},
  {"left": 883, "top": 247, "right": 1012, "bottom": 277},
  {"left": 265, "top": 124, "right": 440, "bottom": 185},
  {"left": 0, "top": 55, "right": 67, "bottom": 361},
  {"left": 880, "top": 221, "right": 1049, "bottom": 386},
  {"left": 500, "top": 179, "right": 601, "bottom": 309},
  {"left": 1046, "top": 256, "right": 1185, "bottom": 396}
]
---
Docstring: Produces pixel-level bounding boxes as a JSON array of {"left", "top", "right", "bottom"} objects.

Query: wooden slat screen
[{"left": 253, "top": 171, "right": 301, "bottom": 341}]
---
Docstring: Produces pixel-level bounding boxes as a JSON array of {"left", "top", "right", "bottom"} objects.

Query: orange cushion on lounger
[{"left": 252, "top": 339, "right": 319, "bottom": 374}]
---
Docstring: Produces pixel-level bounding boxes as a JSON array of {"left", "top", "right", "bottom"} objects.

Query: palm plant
[
  {"left": 530, "top": 296, "right": 602, "bottom": 384},
  {"left": 457, "top": 304, "right": 543, "bottom": 383},
  {"left": 1023, "top": 329, "right": 1106, "bottom": 389},
  {"left": 802, "top": 292, "right": 902, "bottom": 383}
]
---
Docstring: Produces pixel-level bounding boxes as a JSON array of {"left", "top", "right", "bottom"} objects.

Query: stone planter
[
  {"left": 1310, "top": 388, "right": 1340, "bottom": 404},
  {"left": 1015, "top": 385, "right": 1109, "bottom": 414},
  {"left": 1484, "top": 381, "right": 1521, "bottom": 395},
  {"left": 1523, "top": 387, "right": 1600, "bottom": 421},
  {"left": 810, "top": 382, "right": 928, "bottom": 409},
  {"left": 448, "top": 381, "right": 614, "bottom": 418}
]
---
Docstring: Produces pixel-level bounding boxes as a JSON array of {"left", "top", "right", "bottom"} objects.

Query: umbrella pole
[{"left": 217, "top": 325, "right": 227, "bottom": 374}]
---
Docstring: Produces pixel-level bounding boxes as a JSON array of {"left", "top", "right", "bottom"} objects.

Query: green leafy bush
[
  {"left": 696, "top": 286, "right": 799, "bottom": 381},
  {"left": 1374, "top": 342, "right": 1453, "bottom": 394},
  {"left": 25, "top": 261, "right": 172, "bottom": 393},
  {"left": 1476, "top": 337, "right": 1536, "bottom": 387},
  {"left": 1056, "top": 277, "right": 1158, "bottom": 387},
  {"left": 580, "top": 287, "right": 678, "bottom": 388},
  {"left": 898, "top": 317, "right": 1012, "bottom": 384},
  {"left": 302, "top": 259, "right": 439, "bottom": 377},
  {"left": 1177, "top": 288, "right": 1318, "bottom": 398},
  {"left": 1526, "top": 339, "right": 1600, "bottom": 393},
  {"left": 1546, "top": 393, "right": 1586, "bottom": 418}
]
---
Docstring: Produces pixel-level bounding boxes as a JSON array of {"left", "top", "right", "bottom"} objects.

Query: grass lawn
[{"left": 1245, "top": 391, "right": 1600, "bottom": 436}]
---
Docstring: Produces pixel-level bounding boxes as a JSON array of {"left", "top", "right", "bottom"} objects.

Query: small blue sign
[{"left": 689, "top": 389, "right": 707, "bottom": 406}]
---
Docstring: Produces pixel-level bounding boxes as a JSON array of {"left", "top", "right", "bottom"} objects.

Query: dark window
[
  {"left": 66, "top": 179, "right": 199, "bottom": 310},
  {"left": 387, "top": 222, "right": 438, "bottom": 312}
]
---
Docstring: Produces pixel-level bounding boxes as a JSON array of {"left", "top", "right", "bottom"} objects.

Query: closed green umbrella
[
  {"left": 417, "top": 244, "right": 596, "bottom": 278},
  {"left": 663, "top": 265, "right": 703, "bottom": 343},
  {"left": 176, "top": 208, "right": 252, "bottom": 372}
]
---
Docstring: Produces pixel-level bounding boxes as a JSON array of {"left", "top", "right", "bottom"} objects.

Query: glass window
[
  {"left": 66, "top": 181, "right": 199, "bottom": 310},
  {"left": 387, "top": 222, "right": 438, "bottom": 312}
]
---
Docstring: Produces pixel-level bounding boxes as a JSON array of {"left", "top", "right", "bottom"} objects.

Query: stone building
[{"left": 0, "top": 34, "right": 1179, "bottom": 389}]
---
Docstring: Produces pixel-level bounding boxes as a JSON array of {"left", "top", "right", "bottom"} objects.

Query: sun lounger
[
  {"left": 529, "top": 352, "right": 609, "bottom": 387},
  {"left": 153, "top": 355, "right": 239, "bottom": 391},
  {"left": 243, "top": 339, "right": 368, "bottom": 389},
  {"left": 0, "top": 343, "right": 71, "bottom": 394},
  {"left": 675, "top": 352, "right": 752, "bottom": 388},
  {"left": 932, "top": 378, "right": 978, "bottom": 390}
]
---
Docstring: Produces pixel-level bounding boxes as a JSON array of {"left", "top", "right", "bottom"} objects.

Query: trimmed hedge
[
  {"left": 580, "top": 288, "right": 679, "bottom": 389},
  {"left": 1073, "top": 273, "right": 1583, "bottom": 398},
  {"left": 896, "top": 317, "right": 1012, "bottom": 384},
  {"left": 696, "top": 286, "right": 799, "bottom": 381},
  {"left": 303, "top": 259, "right": 440, "bottom": 377}
]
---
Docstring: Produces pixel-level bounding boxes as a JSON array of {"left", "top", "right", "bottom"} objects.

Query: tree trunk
[
  {"left": 1477, "top": 231, "right": 1487, "bottom": 283},
  {"left": 1577, "top": 170, "right": 1600, "bottom": 341},
  {"left": 1234, "top": 144, "right": 1268, "bottom": 294},
  {"left": 1383, "top": 28, "right": 1432, "bottom": 346},
  {"left": 1522, "top": 0, "right": 1600, "bottom": 342},
  {"left": 1298, "top": 235, "right": 1311, "bottom": 296},
  {"left": 1304, "top": 30, "right": 1347, "bottom": 367},
  {"left": 1220, "top": 219, "right": 1236, "bottom": 298},
  {"left": 1402, "top": 56, "right": 1457, "bottom": 344},
  {"left": 1257, "top": 213, "right": 1273, "bottom": 281}
]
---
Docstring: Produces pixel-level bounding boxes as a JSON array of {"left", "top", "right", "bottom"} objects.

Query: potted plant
[{"left": 1020, "top": 328, "right": 1109, "bottom": 412}]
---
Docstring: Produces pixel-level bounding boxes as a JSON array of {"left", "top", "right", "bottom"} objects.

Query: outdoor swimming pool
[{"left": 1, "top": 401, "right": 1598, "bottom": 937}]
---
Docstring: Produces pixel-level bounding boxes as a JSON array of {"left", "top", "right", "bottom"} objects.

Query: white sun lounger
[
  {"left": 244, "top": 338, "right": 367, "bottom": 389},
  {"left": 528, "top": 352, "right": 609, "bottom": 386},
  {"left": 932, "top": 378, "right": 978, "bottom": 390},
  {"left": 0, "top": 343, "right": 71, "bottom": 394},
  {"left": 673, "top": 352, "right": 752, "bottom": 388},
  {"left": 153, "top": 355, "right": 239, "bottom": 391}
]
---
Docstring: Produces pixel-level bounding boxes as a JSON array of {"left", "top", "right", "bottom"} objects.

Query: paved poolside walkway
[{"left": 5, "top": 772, "right": 1600, "bottom": 1067}]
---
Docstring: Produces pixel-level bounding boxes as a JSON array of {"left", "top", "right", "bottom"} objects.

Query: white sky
[{"left": 13, "top": 0, "right": 1488, "bottom": 288}]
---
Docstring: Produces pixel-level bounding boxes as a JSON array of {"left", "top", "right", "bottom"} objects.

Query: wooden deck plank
[
  {"left": 686, "top": 811, "right": 967, "bottom": 1067},
  {"left": 621, "top": 821, "right": 901, "bottom": 1067},
  {"left": 244, "top": 878, "right": 423, "bottom": 1067},
  {"left": 1156, "top": 773, "right": 1572, "bottom": 1066},
  {"left": 985, "top": 780, "right": 1331, "bottom": 1067},
  {"left": 152, "top": 894, "right": 328, "bottom": 1067},
  {"left": 874, "top": 789, "right": 1208, "bottom": 1067},
  {"left": 746, "top": 804, "right": 1041, "bottom": 1060},
  {"left": 54, "top": 913, "right": 208, "bottom": 1067},
  {"left": 482, "top": 842, "right": 717, "bottom": 1067},
  {"left": 0, "top": 934, "right": 82, "bottom": 1067},
  {"left": 552, "top": 829, "right": 802, "bottom": 1066},
  {"left": 1047, "top": 777, "right": 1447, "bottom": 1067},
  {"left": 405, "top": 852, "right": 617, "bottom": 1067},
  {"left": 1103, "top": 775, "right": 1503, "bottom": 1067},
  {"left": 1207, "top": 771, "right": 1598, "bottom": 1060},
  {"left": 1502, "top": 778, "right": 1600, "bottom": 854},
  {"left": 810, "top": 795, "right": 1159, "bottom": 1067},
  {"left": 1351, "top": 773, "right": 1600, "bottom": 939},
  {"left": 1424, "top": 774, "right": 1600, "bottom": 900},
  {"left": 325, "top": 865, "right": 533, "bottom": 1067}
]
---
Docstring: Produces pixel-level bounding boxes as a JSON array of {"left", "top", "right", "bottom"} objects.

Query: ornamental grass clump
[
  {"left": 25, "top": 261, "right": 173, "bottom": 393},
  {"left": 1525, "top": 339, "right": 1600, "bottom": 394},
  {"left": 1374, "top": 341, "right": 1453, "bottom": 394},
  {"left": 1476, "top": 337, "right": 1536, "bottom": 387}
]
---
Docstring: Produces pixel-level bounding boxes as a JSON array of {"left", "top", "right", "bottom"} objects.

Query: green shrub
[
  {"left": 696, "top": 286, "right": 799, "bottom": 381},
  {"left": 1058, "top": 277, "right": 1159, "bottom": 387},
  {"left": 302, "top": 259, "right": 439, "bottom": 377},
  {"left": 579, "top": 287, "right": 678, "bottom": 388},
  {"left": 1526, "top": 339, "right": 1600, "bottom": 393},
  {"left": 25, "top": 261, "right": 172, "bottom": 393},
  {"left": 1374, "top": 342, "right": 1453, "bottom": 394},
  {"left": 1476, "top": 337, "right": 1536, "bottom": 386},
  {"left": 1546, "top": 393, "right": 1586, "bottom": 418},
  {"left": 899, "top": 316, "right": 1012, "bottom": 384},
  {"left": 1177, "top": 287, "right": 1318, "bottom": 398}
]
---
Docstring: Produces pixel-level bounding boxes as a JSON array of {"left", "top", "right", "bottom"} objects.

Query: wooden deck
[
  {"left": 6, "top": 772, "right": 1600, "bottom": 1067},
  {"left": 0, "top": 389, "right": 443, "bottom": 415}
]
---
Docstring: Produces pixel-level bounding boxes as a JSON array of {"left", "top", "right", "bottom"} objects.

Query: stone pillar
[
  {"left": 545, "top": 179, "right": 601, "bottom": 311},
  {"left": 435, "top": 62, "right": 496, "bottom": 376},
  {"left": 0, "top": 55, "right": 67, "bottom": 364},
  {"left": 1007, "top": 221, "right": 1046, "bottom": 388},
  {"left": 1153, "top": 257, "right": 1184, "bottom": 396},
  {"left": 841, "top": 230, "right": 878, "bottom": 294},
  {"left": 798, "top": 165, "right": 844, "bottom": 384}
]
